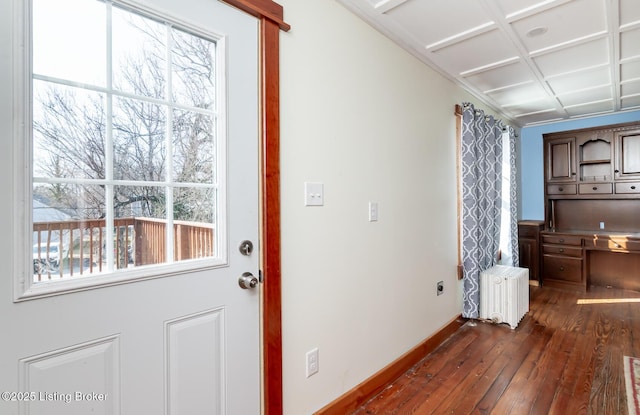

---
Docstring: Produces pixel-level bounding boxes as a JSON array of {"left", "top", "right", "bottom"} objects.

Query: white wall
[{"left": 278, "top": 1, "right": 485, "bottom": 413}]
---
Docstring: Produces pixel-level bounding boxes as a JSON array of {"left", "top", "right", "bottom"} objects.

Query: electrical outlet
[
  {"left": 437, "top": 281, "right": 444, "bottom": 296},
  {"left": 306, "top": 348, "right": 319, "bottom": 378}
]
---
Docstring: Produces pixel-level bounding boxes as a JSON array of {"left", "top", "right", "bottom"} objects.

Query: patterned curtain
[
  {"left": 506, "top": 125, "right": 519, "bottom": 267},
  {"left": 461, "top": 103, "right": 504, "bottom": 319}
]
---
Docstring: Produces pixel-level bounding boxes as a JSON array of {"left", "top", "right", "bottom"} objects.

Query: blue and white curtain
[{"left": 461, "top": 102, "right": 518, "bottom": 319}]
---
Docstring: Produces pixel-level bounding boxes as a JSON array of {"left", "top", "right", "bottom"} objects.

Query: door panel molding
[
  {"left": 165, "top": 309, "right": 225, "bottom": 415},
  {"left": 19, "top": 335, "right": 120, "bottom": 414}
]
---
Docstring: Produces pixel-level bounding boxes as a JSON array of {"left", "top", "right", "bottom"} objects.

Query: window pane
[
  {"left": 174, "top": 187, "right": 216, "bottom": 223},
  {"left": 171, "top": 28, "right": 216, "bottom": 108},
  {"left": 115, "top": 185, "right": 166, "bottom": 220},
  {"left": 112, "top": 6, "right": 167, "bottom": 99},
  {"left": 113, "top": 96, "right": 166, "bottom": 181},
  {"left": 32, "top": 184, "right": 106, "bottom": 282},
  {"left": 174, "top": 187, "right": 216, "bottom": 260},
  {"left": 114, "top": 185, "right": 164, "bottom": 267},
  {"left": 173, "top": 110, "right": 215, "bottom": 183},
  {"left": 33, "top": 81, "right": 106, "bottom": 180},
  {"left": 32, "top": 0, "right": 106, "bottom": 87}
]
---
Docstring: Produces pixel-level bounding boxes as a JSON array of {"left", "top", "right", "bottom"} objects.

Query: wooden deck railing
[{"left": 33, "top": 217, "right": 214, "bottom": 281}]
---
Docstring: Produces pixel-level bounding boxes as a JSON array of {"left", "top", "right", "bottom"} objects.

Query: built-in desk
[
  {"left": 541, "top": 230, "right": 640, "bottom": 291},
  {"left": 542, "top": 122, "right": 640, "bottom": 291}
]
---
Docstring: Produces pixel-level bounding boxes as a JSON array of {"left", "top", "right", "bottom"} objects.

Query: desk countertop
[{"left": 541, "top": 229, "right": 640, "bottom": 239}]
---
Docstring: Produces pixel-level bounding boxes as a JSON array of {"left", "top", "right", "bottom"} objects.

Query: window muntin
[{"left": 31, "top": 0, "right": 222, "bottom": 285}]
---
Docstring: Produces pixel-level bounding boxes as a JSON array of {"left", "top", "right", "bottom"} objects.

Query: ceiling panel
[
  {"left": 620, "top": 0, "right": 640, "bottom": 27},
  {"left": 431, "top": 30, "right": 519, "bottom": 74},
  {"left": 515, "top": 109, "right": 566, "bottom": 125},
  {"left": 622, "top": 95, "right": 640, "bottom": 109},
  {"left": 532, "top": 38, "right": 609, "bottom": 78},
  {"left": 384, "top": 0, "right": 491, "bottom": 47},
  {"left": 621, "top": 60, "right": 640, "bottom": 82},
  {"left": 494, "top": 0, "right": 560, "bottom": 18},
  {"left": 621, "top": 28, "right": 640, "bottom": 60},
  {"left": 564, "top": 100, "right": 614, "bottom": 116},
  {"left": 337, "top": 0, "right": 640, "bottom": 126},
  {"left": 546, "top": 67, "right": 611, "bottom": 95},
  {"left": 510, "top": 0, "right": 608, "bottom": 54},
  {"left": 622, "top": 80, "right": 640, "bottom": 97},
  {"left": 557, "top": 85, "right": 613, "bottom": 107},
  {"left": 464, "top": 62, "right": 535, "bottom": 92},
  {"left": 487, "top": 83, "right": 549, "bottom": 107}
]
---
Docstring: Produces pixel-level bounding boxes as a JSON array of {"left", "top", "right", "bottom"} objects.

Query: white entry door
[{"left": 0, "top": 0, "right": 260, "bottom": 414}]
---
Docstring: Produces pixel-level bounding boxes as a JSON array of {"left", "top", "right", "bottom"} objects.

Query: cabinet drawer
[
  {"left": 589, "top": 238, "right": 640, "bottom": 252},
  {"left": 615, "top": 182, "right": 640, "bottom": 194},
  {"left": 541, "top": 234, "right": 582, "bottom": 246},
  {"left": 578, "top": 183, "right": 612, "bottom": 194},
  {"left": 547, "top": 184, "right": 576, "bottom": 195},
  {"left": 542, "top": 245, "right": 582, "bottom": 257},
  {"left": 543, "top": 256, "right": 582, "bottom": 283}
]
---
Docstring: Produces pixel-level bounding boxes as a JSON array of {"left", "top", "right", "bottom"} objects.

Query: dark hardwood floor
[{"left": 353, "top": 284, "right": 640, "bottom": 414}]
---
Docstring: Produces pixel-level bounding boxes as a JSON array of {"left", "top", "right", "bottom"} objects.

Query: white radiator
[{"left": 479, "top": 265, "right": 529, "bottom": 329}]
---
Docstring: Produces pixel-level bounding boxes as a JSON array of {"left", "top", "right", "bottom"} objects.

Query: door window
[{"left": 30, "top": 0, "right": 225, "bottom": 291}]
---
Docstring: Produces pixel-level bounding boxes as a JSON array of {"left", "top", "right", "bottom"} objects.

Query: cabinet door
[
  {"left": 518, "top": 237, "right": 539, "bottom": 281},
  {"left": 546, "top": 137, "right": 576, "bottom": 182},
  {"left": 615, "top": 129, "right": 640, "bottom": 179}
]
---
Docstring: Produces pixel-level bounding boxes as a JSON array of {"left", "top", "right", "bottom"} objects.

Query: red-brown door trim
[{"left": 221, "top": 1, "right": 288, "bottom": 414}]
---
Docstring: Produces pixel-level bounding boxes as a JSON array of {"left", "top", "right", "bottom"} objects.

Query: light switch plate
[
  {"left": 368, "top": 202, "right": 378, "bottom": 221},
  {"left": 304, "top": 182, "right": 324, "bottom": 206}
]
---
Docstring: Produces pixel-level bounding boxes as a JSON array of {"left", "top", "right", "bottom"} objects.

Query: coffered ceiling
[{"left": 337, "top": 0, "right": 640, "bottom": 127}]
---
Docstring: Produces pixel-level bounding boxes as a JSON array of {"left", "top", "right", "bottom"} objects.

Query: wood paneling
[{"left": 554, "top": 199, "right": 640, "bottom": 232}]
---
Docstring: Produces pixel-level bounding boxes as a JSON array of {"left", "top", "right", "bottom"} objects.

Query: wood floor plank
[{"left": 352, "top": 285, "right": 640, "bottom": 415}]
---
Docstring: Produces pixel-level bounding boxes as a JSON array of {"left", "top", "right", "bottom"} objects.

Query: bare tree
[{"left": 33, "top": 11, "right": 216, "bottom": 224}]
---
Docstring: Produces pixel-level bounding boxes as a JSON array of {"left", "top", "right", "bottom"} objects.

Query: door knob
[{"left": 238, "top": 272, "right": 258, "bottom": 289}]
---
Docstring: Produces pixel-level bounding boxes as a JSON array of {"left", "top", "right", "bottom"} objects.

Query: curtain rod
[{"left": 455, "top": 104, "right": 519, "bottom": 137}]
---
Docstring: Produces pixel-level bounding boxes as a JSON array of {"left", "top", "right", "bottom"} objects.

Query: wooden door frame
[{"left": 221, "top": 1, "right": 288, "bottom": 414}]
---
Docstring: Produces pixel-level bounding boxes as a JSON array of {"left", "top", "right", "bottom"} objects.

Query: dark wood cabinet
[
  {"left": 517, "top": 220, "right": 544, "bottom": 283},
  {"left": 615, "top": 129, "right": 640, "bottom": 179},
  {"left": 541, "top": 234, "right": 584, "bottom": 289},
  {"left": 542, "top": 121, "right": 640, "bottom": 291},
  {"left": 545, "top": 136, "right": 576, "bottom": 183}
]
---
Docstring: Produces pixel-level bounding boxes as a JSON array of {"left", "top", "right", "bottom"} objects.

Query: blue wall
[{"left": 520, "top": 110, "right": 640, "bottom": 220}]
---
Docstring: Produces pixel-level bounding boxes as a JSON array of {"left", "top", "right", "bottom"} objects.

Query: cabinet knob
[
  {"left": 615, "top": 169, "right": 620, "bottom": 173},
  {"left": 632, "top": 186, "right": 637, "bottom": 190},
  {"left": 558, "top": 187, "right": 564, "bottom": 191},
  {"left": 592, "top": 186, "right": 598, "bottom": 191},
  {"left": 559, "top": 266, "right": 565, "bottom": 271},
  {"left": 559, "top": 239, "right": 565, "bottom": 243},
  {"left": 559, "top": 248, "right": 564, "bottom": 253}
]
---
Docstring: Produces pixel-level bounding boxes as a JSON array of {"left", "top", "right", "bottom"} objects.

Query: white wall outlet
[
  {"left": 304, "top": 182, "right": 324, "bottom": 206},
  {"left": 600, "top": 221, "right": 605, "bottom": 229},
  {"left": 368, "top": 202, "right": 378, "bottom": 222},
  {"left": 306, "top": 347, "right": 319, "bottom": 378}
]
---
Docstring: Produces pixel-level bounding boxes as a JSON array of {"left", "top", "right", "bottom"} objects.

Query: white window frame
[{"left": 12, "top": 0, "right": 230, "bottom": 301}]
